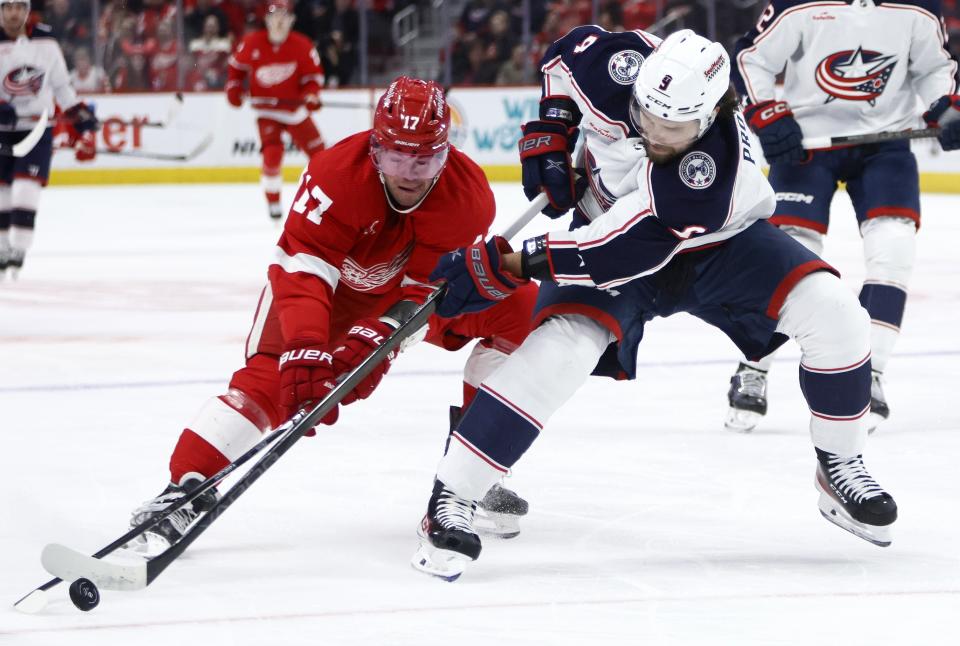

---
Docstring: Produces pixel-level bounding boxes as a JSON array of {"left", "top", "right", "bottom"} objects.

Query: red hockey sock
[{"left": 169, "top": 429, "right": 231, "bottom": 484}]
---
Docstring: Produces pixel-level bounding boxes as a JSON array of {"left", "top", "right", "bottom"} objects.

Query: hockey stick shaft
[
  {"left": 802, "top": 127, "right": 941, "bottom": 150},
  {"left": 140, "top": 287, "right": 445, "bottom": 586},
  {"left": 15, "top": 422, "right": 292, "bottom": 607}
]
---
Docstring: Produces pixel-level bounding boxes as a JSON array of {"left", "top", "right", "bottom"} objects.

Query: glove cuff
[
  {"left": 539, "top": 96, "right": 582, "bottom": 128},
  {"left": 744, "top": 100, "right": 793, "bottom": 130}
]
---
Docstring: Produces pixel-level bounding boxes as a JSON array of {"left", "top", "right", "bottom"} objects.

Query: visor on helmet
[
  {"left": 629, "top": 96, "right": 700, "bottom": 148},
  {"left": 370, "top": 137, "right": 448, "bottom": 181}
]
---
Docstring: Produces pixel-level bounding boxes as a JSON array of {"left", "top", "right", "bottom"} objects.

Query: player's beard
[{"left": 641, "top": 138, "right": 686, "bottom": 165}]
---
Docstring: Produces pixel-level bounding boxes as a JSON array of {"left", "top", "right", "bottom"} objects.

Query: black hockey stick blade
[
  {"left": 0, "top": 110, "right": 49, "bottom": 158},
  {"left": 39, "top": 288, "right": 445, "bottom": 592},
  {"left": 802, "top": 126, "right": 941, "bottom": 150}
]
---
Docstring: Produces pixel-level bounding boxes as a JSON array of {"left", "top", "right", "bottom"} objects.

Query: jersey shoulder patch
[{"left": 648, "top": 117, "right": 744, "bottom": 233}]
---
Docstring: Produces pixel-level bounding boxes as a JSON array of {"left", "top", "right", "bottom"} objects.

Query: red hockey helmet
[
  {"left": 266, "top": 0, "right": 291, "bottom": 13},
  {"left": 370, "top": 76, "right": 450, "bottom": 180}
]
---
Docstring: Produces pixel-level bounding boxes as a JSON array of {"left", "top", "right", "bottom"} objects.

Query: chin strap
[{"left": 379, "top": 172, "right": 440, "bottom": 214}]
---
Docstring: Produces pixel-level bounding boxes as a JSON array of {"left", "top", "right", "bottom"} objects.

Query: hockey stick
[
  {"left": 90, "top": 132, "right": 214, "bottom": 162},
  {"left": 13, "top": 422, "right": 292, "bottom": 612},
  {"left": 0, "top": 110, "right": 49, "bottom": 158},
  {"left": 802, "top": 126, "right": 941, "bottom": 150},
  {"left": 40, "top": 287, "right": 444, "bottom": 592},
  {"left": 32, "top": 196, "right": 545, "bottom": 599}
]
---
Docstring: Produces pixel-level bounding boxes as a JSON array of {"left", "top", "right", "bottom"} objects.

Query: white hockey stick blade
[
  {"left": 163, "top": 92, "right": 184, "bottom": 126},
  {"left": 13, "top": 109, "right": 48, "bottom": 157},
  {"left": 185, "top": 131, "right": 214, "bottom": 160},
  {"left": 12, "top": 589, "right": 49, "bottom": 614},
  {"left": 41, "top": 544, "right": 147, "bottom": 591}
]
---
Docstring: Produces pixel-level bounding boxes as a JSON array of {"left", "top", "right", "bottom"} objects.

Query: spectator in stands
[
  {"left": 484, "top": 9, "right": 515, "bottom": 64},
  {"left": 597, "top": 3, "right": 625, "bottom": 32},
  {"left": 319, "top": 0, "right": 359, "bottom": 87},
  {"left": 221, "top": 0, "right": 265, "bottom": 40},
  {"left": 113, "top": 54, "right": 150, "bottom": 92},
  {"left": 70, "top": 45, "right": 111, "bottom": 93},
  {"left": 45, "top": 0, "right": 91, "bottom": 62},
  {"left": 495, "top": 43, "right": 531, "bottom": 85},
  {"left": 185, "top": 0, "right": 230, "bottom": 41},
  {"left": 150, "top": 18, "right": 179, "bottom": 91},
  {"left": 189, "top": 13, "right": 232, "bottom": 89}
]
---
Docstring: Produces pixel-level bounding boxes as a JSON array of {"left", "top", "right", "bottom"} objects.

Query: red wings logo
[
  {"left": 815, "top": 47, "right": 897, "bottom": 105},
  {"left": 3, "top": 66, "right": 45, "bottom": 96},
  {"left": 339, "top": 243, "right": 414, "bottom": 292},
  {"left": 254, "top": 62, "right": 297, "bottom": 87}
]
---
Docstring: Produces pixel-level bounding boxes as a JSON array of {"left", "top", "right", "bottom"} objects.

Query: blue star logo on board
[
  {"left": 678, "top": 151, "right": 716, "bottom": 190},
  {"left": 815, "top": 47, "right": 897, "bottom": 106},
  {"left": 608, "top": 50, "right": 644, "bottom": 86}
]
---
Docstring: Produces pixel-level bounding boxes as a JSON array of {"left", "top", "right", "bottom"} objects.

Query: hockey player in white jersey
[
  {"left": 409, "top": 28, "right": 898, "bottom": 581},
  {"left": 0, "top": 0, "right": 98, "bottom": 276},
  {"left": 725, "top": 0, "right": 960, "bottom": 433}
]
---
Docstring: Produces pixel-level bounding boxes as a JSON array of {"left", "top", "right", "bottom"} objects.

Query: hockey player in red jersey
[
  {"left": 127, "top": 76, "right": 537, "bottom": 554},
  {"left": 225, "top": 0, "right": 325, "bottom": 219}
]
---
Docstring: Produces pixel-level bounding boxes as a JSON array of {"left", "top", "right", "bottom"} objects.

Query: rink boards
[{"left": 49, "top": 89, "right": 960, "bottom": 192}]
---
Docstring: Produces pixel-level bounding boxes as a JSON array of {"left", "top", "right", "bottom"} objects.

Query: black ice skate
[
  {"left": 867, "top": 371, "right": 890, "bottom": 434},
  {"left": 724, "top": 362, "right": 768, "bottom": 432},
  {"left": 450, "top": 405, "right": 529, "bottom": 538},
  {"left": 127, "top": 475, "right": 220, "bottom": 556},
  {"left": 411, "top": 479, "right": 482, "bottom": 581},
  {"left": 815, "top": 448, "right": 897, "bottom": 547}
]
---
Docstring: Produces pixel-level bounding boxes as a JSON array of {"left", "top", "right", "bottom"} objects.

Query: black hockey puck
[{"left": 68, "top": 578, "right": 100, "bottom": 612}]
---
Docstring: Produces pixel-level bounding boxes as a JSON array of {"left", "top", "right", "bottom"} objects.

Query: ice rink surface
[{"left": 1, "top": 182, "right": 958, "bottom": 645}]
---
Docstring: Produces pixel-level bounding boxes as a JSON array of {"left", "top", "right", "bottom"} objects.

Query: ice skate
[
  {"left": 815, "top": 448, "right": 897, "bottom": 547},
  {"left": 268, "top": 202, "right": 283, "bottom": 220},
  {"left": 867, "top": 371, "right": 889, "bottom": 434},
  {"left": 3, "top": 247, "right": 24, "bottom": 279},
  {"left": 724, "top": 362, "right": 768, "bottom": 432},
  {"left": 411, "top": 479, "right": 481, "bottom": 581},
  {"left": 449, "top": 405, "right": 529, "bottom": 538},
  {"left": 126, "top": 475, "right": 220, "bottom": 557}
]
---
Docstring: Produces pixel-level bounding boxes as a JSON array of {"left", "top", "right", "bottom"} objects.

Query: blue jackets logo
[
  {"left": 815, "top": 47, "right": 897, "bottom": 105},
  {"left": 608, "top": 50, "right": 644, "bottom": 85},
  {"left": 3, "top": 66, "right": 44, "bottom": 96},
  {"left": 679, "top": 151, "right": 716, "bottom": 189}
]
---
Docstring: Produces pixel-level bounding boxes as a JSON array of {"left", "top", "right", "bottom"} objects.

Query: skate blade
[
  {"left": 473, "top": 509, "right": 521, "bottom": 539},
  {"left": 410, "top": 543, "right": 471, "bottom": 582},
  {"left": 817, "top": 492, "right": 892, "bottom": 547},
  {"left": 724, "top": 407, "right": 762, "bottom": 433}
]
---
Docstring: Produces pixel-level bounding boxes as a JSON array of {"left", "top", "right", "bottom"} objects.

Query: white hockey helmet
[{"left": 631, "top": 30, "right": 731, "bottom": 138}]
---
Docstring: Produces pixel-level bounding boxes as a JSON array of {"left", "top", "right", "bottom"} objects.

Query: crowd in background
[{"left": 21, "top": 0, "right": 960, "bottom": 92}]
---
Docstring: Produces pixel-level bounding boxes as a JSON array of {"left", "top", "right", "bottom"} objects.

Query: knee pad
[
  {"left": 780, "top": 224, "right": 825, "bottom": 257},
  {"left": 777, "top": 271, "right": 870, "bottom": 369},
  {"left": 11, "top": 179, "right": 42, "bottom": 212},
  {"left": 861, "top": 216, "right": 915, "bottom": 286}
]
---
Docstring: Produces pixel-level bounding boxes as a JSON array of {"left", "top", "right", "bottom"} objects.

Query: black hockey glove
[
  {"left": 923, "top": 94, "right": 960, "bottom": 152},
  {"left": 430, "top": 236, "right": 527, "bottom": 318},
  {"left": 744, "top": 100, "right": 806, "bottom": 164},
  {"left": 519, "top": 120, "right": 587, "bottom": 218},
  {"left": 0, "top": 101, "right": 15, "bottom": 127},
  {"left": 64, "top": 102, "right": 99, "bottom": 134}
]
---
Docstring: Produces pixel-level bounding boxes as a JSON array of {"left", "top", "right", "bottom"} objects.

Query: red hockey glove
[
  {"left": 429, "top": 236, "right": 527, "bottom": 318},
  {"left": 74, "top": 130, "right": 97, "bottom": 162},
  {"left": 302, "top": 93, "right": 321, "bottom": 111},
  {"left": 329, "top": 318, "right": 398, "bottom": 405},
  {"left": 923, "top": 94, "right": 960, "bottom": 151},
  {"left": 278, "top": 344, "right": 340, "bottom": 429},
  {"left": 226, "top": 84, "right": 245, "bottom": 108},
  {"left": 743, "top": 100, "right": 806, "bottom": 163}
]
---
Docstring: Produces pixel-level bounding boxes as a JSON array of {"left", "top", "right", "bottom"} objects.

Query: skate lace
[
  {"left": 436, "top": 489, "right": 476, "bottom": 532},
  {"left": 737, "top": 369, "right": 767, "bottom": 397},
  {"left": 827, "top": 455, "right": 885, "bottom": 503},
  {"left": 131, "top": 492, "right": 198, "bottom": 528}
]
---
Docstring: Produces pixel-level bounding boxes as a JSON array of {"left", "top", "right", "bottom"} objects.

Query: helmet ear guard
[{"left": 632, "top": 29, "right": 731, "bottom": 139}]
